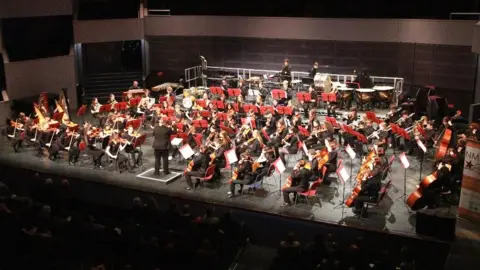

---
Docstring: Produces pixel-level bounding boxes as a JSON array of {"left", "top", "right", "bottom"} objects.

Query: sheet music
[
  {"left": 417, "top": 140, "right": 427, "bottom": 153},
  {"left": 248, "top": 89, "right": 261, "bottom": 96},
  {"left": 179, "top": 144, "right": 194, "bottom": 159},
  {"left": 346, "top": 144, "right": 356, "bottom": 159},
  {"left": 274, "top": 158, "right": 286, "bottom": 174},
  {"left": 225, "top": 148, "right": 238, "bottom": 164},
  {"left": 171, "top": 137, "right": 183, "bottom": 146},
  {"left": 399, "top": 152, "right": 410, "bottom": 169},
  {"left": 336, "top": 166, "right": 350, "bottom": 184}
]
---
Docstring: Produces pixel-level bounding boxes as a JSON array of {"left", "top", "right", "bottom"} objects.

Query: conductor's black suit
[{"left": 153, "top": 124, "right": 172, "bottom": 175}]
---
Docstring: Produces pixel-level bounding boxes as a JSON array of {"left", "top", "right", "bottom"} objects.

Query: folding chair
[
  {"left": 191, "top": 165, "right": 217, "bottom": 189},
  {"left": 295, "top": 179, "right": 322, "bottom": 207},
  {"left": 360, "top": 180, "right": 392, "bottom": 218},
  {"left": 241, "top": 172, "right": 267, "bottom": 197},
  {"left": 262, "top": 165, "right": 278, "bottom": 191}
]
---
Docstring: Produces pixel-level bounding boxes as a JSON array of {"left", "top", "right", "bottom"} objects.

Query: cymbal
[{"left": 152, "top": 83, "right": 184, "bottom": 91}]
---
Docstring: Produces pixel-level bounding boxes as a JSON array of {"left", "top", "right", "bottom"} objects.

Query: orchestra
[{"left": 3, "top": 62, "right": 478, "bottom": 219}]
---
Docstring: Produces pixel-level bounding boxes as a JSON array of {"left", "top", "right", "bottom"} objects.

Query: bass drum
[{"left": 182, "top": 97, "right": 193, "bottom": 109}]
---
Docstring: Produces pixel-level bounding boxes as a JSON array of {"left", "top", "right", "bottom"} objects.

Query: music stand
[
  {"left": 200, "top": 120, "right": 209, "bottom": 129},
  {"left": 53, "top": 112, "right": 64, "bottom": 122},
  {"left": 76, "top": 105, "right": 87, "bottom": 122},
  {"left": 200, "top": 111, "right": 211, "bottom": 118},
  {"left": 99, "top": 104, "right": 112, "bottom": 115},
  {"left": 259, "top": 106, "right": 274, "bottom": 116},
  {"left": 196, "top": 99, "right": 207, "bottom": 109},
  {"left": 271, "top": 89, "right": 287, "bottom": 100},
  {"left": 216, "top": 112, "right": 228, "bottom": 121},
  {"left": 301, "top": 77, "right": 314, "bottom": 85},
  {"left": 212, "top": 100, "right": 225, "bottom": 110}
]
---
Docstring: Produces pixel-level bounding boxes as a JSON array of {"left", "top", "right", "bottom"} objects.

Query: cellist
[
  {"left": 185, "top": 145, "right": 209, "bottom": 191},
  {"left": 352, "top": 157, "right": 384, "bottom": 216},
  {"left": 227, "top": 153, "right": 253, "bottom": 198},
  {"left": 281, "top": 160, "right": 312, "bottom": 207}
]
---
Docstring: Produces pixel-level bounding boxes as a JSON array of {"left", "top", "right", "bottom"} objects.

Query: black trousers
[
  {"left": 230, "top": 179, "right": 250, "bottom": 193},
  {"left": 282, "top": 186, "right": 306, "bottom": 204},
  {"left": 154, "top": 149, "right": 169, "bottom": 173},
  {"left": 185, "top": 170, "right": 204, "bottom": 187}
]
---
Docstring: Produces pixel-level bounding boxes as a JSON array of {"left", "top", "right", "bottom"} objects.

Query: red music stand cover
[
  {"left": 99, "top": 104, "right": 112, "bottom": 113},
  {"left": 243, "top": 104, "right": 258, "bottom": 114},
  {"left": 196, "top": 99, "right": 207, "bottom": 108},
  {"left": 212, "top": 100, "right": 225, "bottom": 110},
  {"left": 193, "top": 134, "right": 203, "bottom": 146},
  {"left": 161, "top": 109, "right": 174, "bottom": 117},
  {"left": 220, "top": 125, "right": 235, "bottom": 135},
  {"left": 271, "top": 89, "right": 287, "bottom": 99},
  {"left": 114, "top": 102, "right": 128, "bottom": 111},
  {"left": 296, "top": 92, "right": 312, "bottom": 102},
  {"left": 154, "top": 104, "right": 162, "bottom": 108},
  {"left": 129, "top": 97, "right": 142, "bottom": 106},
  {"left": 241, "top": 117, "right": 256, "bottom": 129},
  {"left": 417, "top": 124, "right": 425, "bottom": 136},
  {"left": 390, "top": 123, "right": 398, "bottom": 134},
  {"left": 177, "top": 132, "right": 189, "bottom": 144},
  {"left": 232, "top": 103, "right": 240, "bottom": 112},
  {"left": 176, "top": 123, "right": 185, "bottom": 132},
  {"left": 259, "top": 106, "right": 274, "bottom": 115},
  {"left": 200, "top": 110, "right": 211, "bottom": 118},
  {"left": 366, "top": 111, "right": 376, "bottom": 120},
  {"left": 227, "top": 88, "right": 242, "bottom": 97},
  {"left": 321, "top": 93, "right": 337, "bottom": 102},
  {"left": 159, "top": 96, "right": 167, "bottom": 103},
  {"left": 216, "top": 112, "right": 228, "bottom": 121}
]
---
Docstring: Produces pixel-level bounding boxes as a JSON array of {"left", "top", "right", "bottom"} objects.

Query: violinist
[
  {"left": 252, "top": 142, "right": 277, "bottom": 180},
  {"left": 100, "top": 124, "right": 113, "bottom": 149},
  {"left": 236, "top": 95, "right": 245, "bottom": 113},
  {"left": 122, "top": 125, "right": 143, "bottom": 167},
  {"left": 185, "top": 145, "right": 209, "bottom": 191},
  {"left": 307, "top": 110, "right": 317, "bottom": 132},
  {"left": 304, "top": 120, "right": 322, "bottom": 149},
  {"left": 206, "top": 126, "right": 219, "bottom": 145},
  {"left": 106, "top": 133, "right": 134, "bottom": 173},
  {"left": 263, "top": 112, "right": 277, "bottom": 136},
  {"left": 212, "top": 131, "right": 231, "bottom": 176},
  {"left": 281, "top": 160, "right": 311, "bottom": 207},
  {"left": 279, "top": 126, "right": 299, "bottom": 165},
  {"left": 47, "top": 126, "right": 68, "bottom": 161},
  {"left": 353, "top": 157, "right": 384, "bottom": 216},
  {"left": 84, "top": 123, "right": 105, "bottom": 169},
  {"left": 291, "top": 112, "right": 302, "bottom": 128},
  {"left": 271, "top": 121, "right": 288, "bottom": 146},
  {"left": 226, "top": 103, "right": 236, "bottom": 119},
  {"left": 236, "top": 124, "right": 252, "bottom": 146},
  {"left": 228, "top": 153, "right": 253, "bottom": 198},
  {"left": 5, "top": 113, "right": 27, "bottom": 152},
  {"left": 248, "top": 130, "right": 264, "bottom": 156},
  {"left": 186, "top": 125, "right": 198, "bottom": 149},
  {"left": 174, "top": 104, "right": 184, "bottom": 120},
  {"left": 67, "top": 129, "right": 82, "bottom": 166}
]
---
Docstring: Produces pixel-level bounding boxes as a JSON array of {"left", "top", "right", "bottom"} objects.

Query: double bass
[
  {"left": 434, "top": 126, "right": 452, "bottom": 161},
  {"left": 406, "top": 163, "right": 452, "bottom": 210}
]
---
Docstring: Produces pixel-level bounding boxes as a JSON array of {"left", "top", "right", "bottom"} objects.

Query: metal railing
[
  {"left": 449, "top": 12, "right": 480, "bottom": 20},
  {"left": 147, "top": 9, "right": 171, "bottom": 16},
  {"left": 185, "top": 65, "right": 404, "bottom": 104}
]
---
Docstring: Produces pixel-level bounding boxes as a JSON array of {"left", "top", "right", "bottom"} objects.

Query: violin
[{"left": 10, "top": 120, "right": 24, "bottom": 129}]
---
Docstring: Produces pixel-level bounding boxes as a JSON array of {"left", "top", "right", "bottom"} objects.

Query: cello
[{"left": 282, "top": 160, "right": 310, "bottom": 190}]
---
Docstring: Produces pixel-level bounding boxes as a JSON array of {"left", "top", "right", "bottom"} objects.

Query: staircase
[{"left": 83, "top": 71, "right": 143, "bottom": 104}]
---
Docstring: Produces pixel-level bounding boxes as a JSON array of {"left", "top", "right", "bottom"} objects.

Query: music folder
[{"left": 179, "top": 144, "right": 194, "bottom": 159}]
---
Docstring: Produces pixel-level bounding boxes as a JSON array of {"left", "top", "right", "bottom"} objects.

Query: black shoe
[
  {"left": 153, "top": 171, "right": 160, "bottom": 176},
  {"left": 164, "top": 171, "right": 171, "bottom": 175},
  {"left": 194, "top": 182, "right": 200, "bottom": 189}
]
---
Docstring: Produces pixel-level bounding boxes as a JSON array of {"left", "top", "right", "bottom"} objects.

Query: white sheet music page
[
  {"left": 179, "top": 144, "right": 194, "bottom": 159},
  {"left": 417, "top": 140, "right": 427, "bottom": 153},
  {"left": 225, "top": 148, "right": 238, "bottom": 164},
  {"left": 346, "top": 144, "right": 356, "bottom": 159},
  {"left": 399, "top": 152, "right": 410, "bottom": 169},
  {"left": 273, "top": 158, "right": 286, "bottom": 174},
  {"left": 171, "top": 137, "right": 183, "bottom": 146},
  {"left": 336, "top": 165, "right": 349, "bottom": 184}
]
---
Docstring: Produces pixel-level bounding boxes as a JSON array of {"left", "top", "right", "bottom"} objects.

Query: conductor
[{"left": 152, "top": 118, "right": 172, "bottom": 176}]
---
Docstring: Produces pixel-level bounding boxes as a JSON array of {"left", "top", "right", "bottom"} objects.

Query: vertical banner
[{"left": 459, "top": 139, "right": 480, "bottom": 223}]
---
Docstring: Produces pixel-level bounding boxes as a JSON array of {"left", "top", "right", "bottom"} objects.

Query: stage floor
[{"left": 0, "top": 110, "right": 458, "bottom": 240}]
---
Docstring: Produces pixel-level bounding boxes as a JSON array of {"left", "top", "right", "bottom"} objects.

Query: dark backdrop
[{"left": 148, "top": 36, "right": 477, "bottom": 113}]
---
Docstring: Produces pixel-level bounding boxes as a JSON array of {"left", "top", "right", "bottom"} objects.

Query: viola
[{"left": 184, "top": 160, "right": 194, "bottom": 175}]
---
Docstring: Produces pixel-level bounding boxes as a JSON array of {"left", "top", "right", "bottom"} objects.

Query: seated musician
[
  {"left": 186, "top": 125, "right": 198, "bottom": 149},
  {"left": 84, "top": 124, "right": 105, "bottom": 169},
  {"left": 319, "top": 138, "right": 339, "bottom": 184},
  {"left": 90, "top": 98, "right": 104, "bottom": 126},
  {"left": 258, "top": 81, "right": 269, "bottom": 101},
  {"left": 129, "top": 80, "right": 140, "bottom": 90},
  {"left": 281, "top": 160, "right": 312, "bottom": 207},
  {"left": 122, "top": 125, "right": 143, "bottom": 167},
  {"left": 4, "top": 112, "right": 28, "bottom": 152},
  {"left": 270, "top": 121, "right": 287, "bottom": 145},
  {"left": 301, "top": 85, "right": 318, "bottom": 118},
  {"left": 460, "top": 122, "right": 479, "bottom": 141},
  {"left": 248, "top": 130, "right": 264, "bottom": 156},
  {"left": 174, "top": 105, "right": 184, "bottom": 120},
  {"left": 262, "top": 112, "right": 277, "bottom": 136},
  {"left": 236, "top": 80, "right": 247, "bottom": 99},
  {"left": 48, "top": 126, "right": 68, "bottom": 161},
  {"left": 374, "top": 122, "right": 389, "bottom": 149},
  {"left": 291, "top": 112, "right": 302, "bottom": 128},
  {"left": 255, "top": 95, "right": 263, "bottom": 107},
  {"left": 279, "top": 126, "right": 299, "bottom": 165},
  {"left": 67, "top": 131, "right": 82, "bottom": 166},
  {"left": 353, "top": 157, "right": 384, "bottom": 216},
  {"left": 409, "top": 121, "right": 435, "bottom": 159},
  {"left": 36, "top": 122, "right": 56, "bottom": 157},
  {"left": 185, "top": 145, "right": 209, "bottom": 190},
  {"left": 212, "top": 131, "right": 231, "bottom": 175},
  {"left": 281, "top": 80, "right": 294, "bottom": 104},
  {"left": 385, "top": 105, "right": 399, "bottom": 124},
  {"left": 252, "top": 142, "right": 277, "bottom": 180},
  {"left": 228, "top": 153, "right": 253, "bottom": 197},
  {"left": 436, "top": 117, "right": 456, "bottom": 147},
  {"left": 165, "top": 86, "right": 175, "bottom": 101},
  {"left": 398, "top": 111, "right": 413, "bottom": 129},
  {"left": 226, "top": 103, "right": 236, "bottom": 119},
  {"left": 220, "top": 79, "right": 229, "bottom": 92},
  {"left": 106, "top": 133, "right": 133, "bottom": 173},
  {"left": 125, "top": 92, "right": 133, "bottom": 103},
  {"left": 143, "top": 89, "right": 152, "bottom": 99}
]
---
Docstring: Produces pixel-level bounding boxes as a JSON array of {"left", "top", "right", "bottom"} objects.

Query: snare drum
[
  {"left": 355, "top": 88, "right": 376, "bottom": 105},
  {"left": 373, "top": 86, "right": 394, "bottom": 103},
  {"left": 337, "top": 87, "right": 354, "bottom": 102}
]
